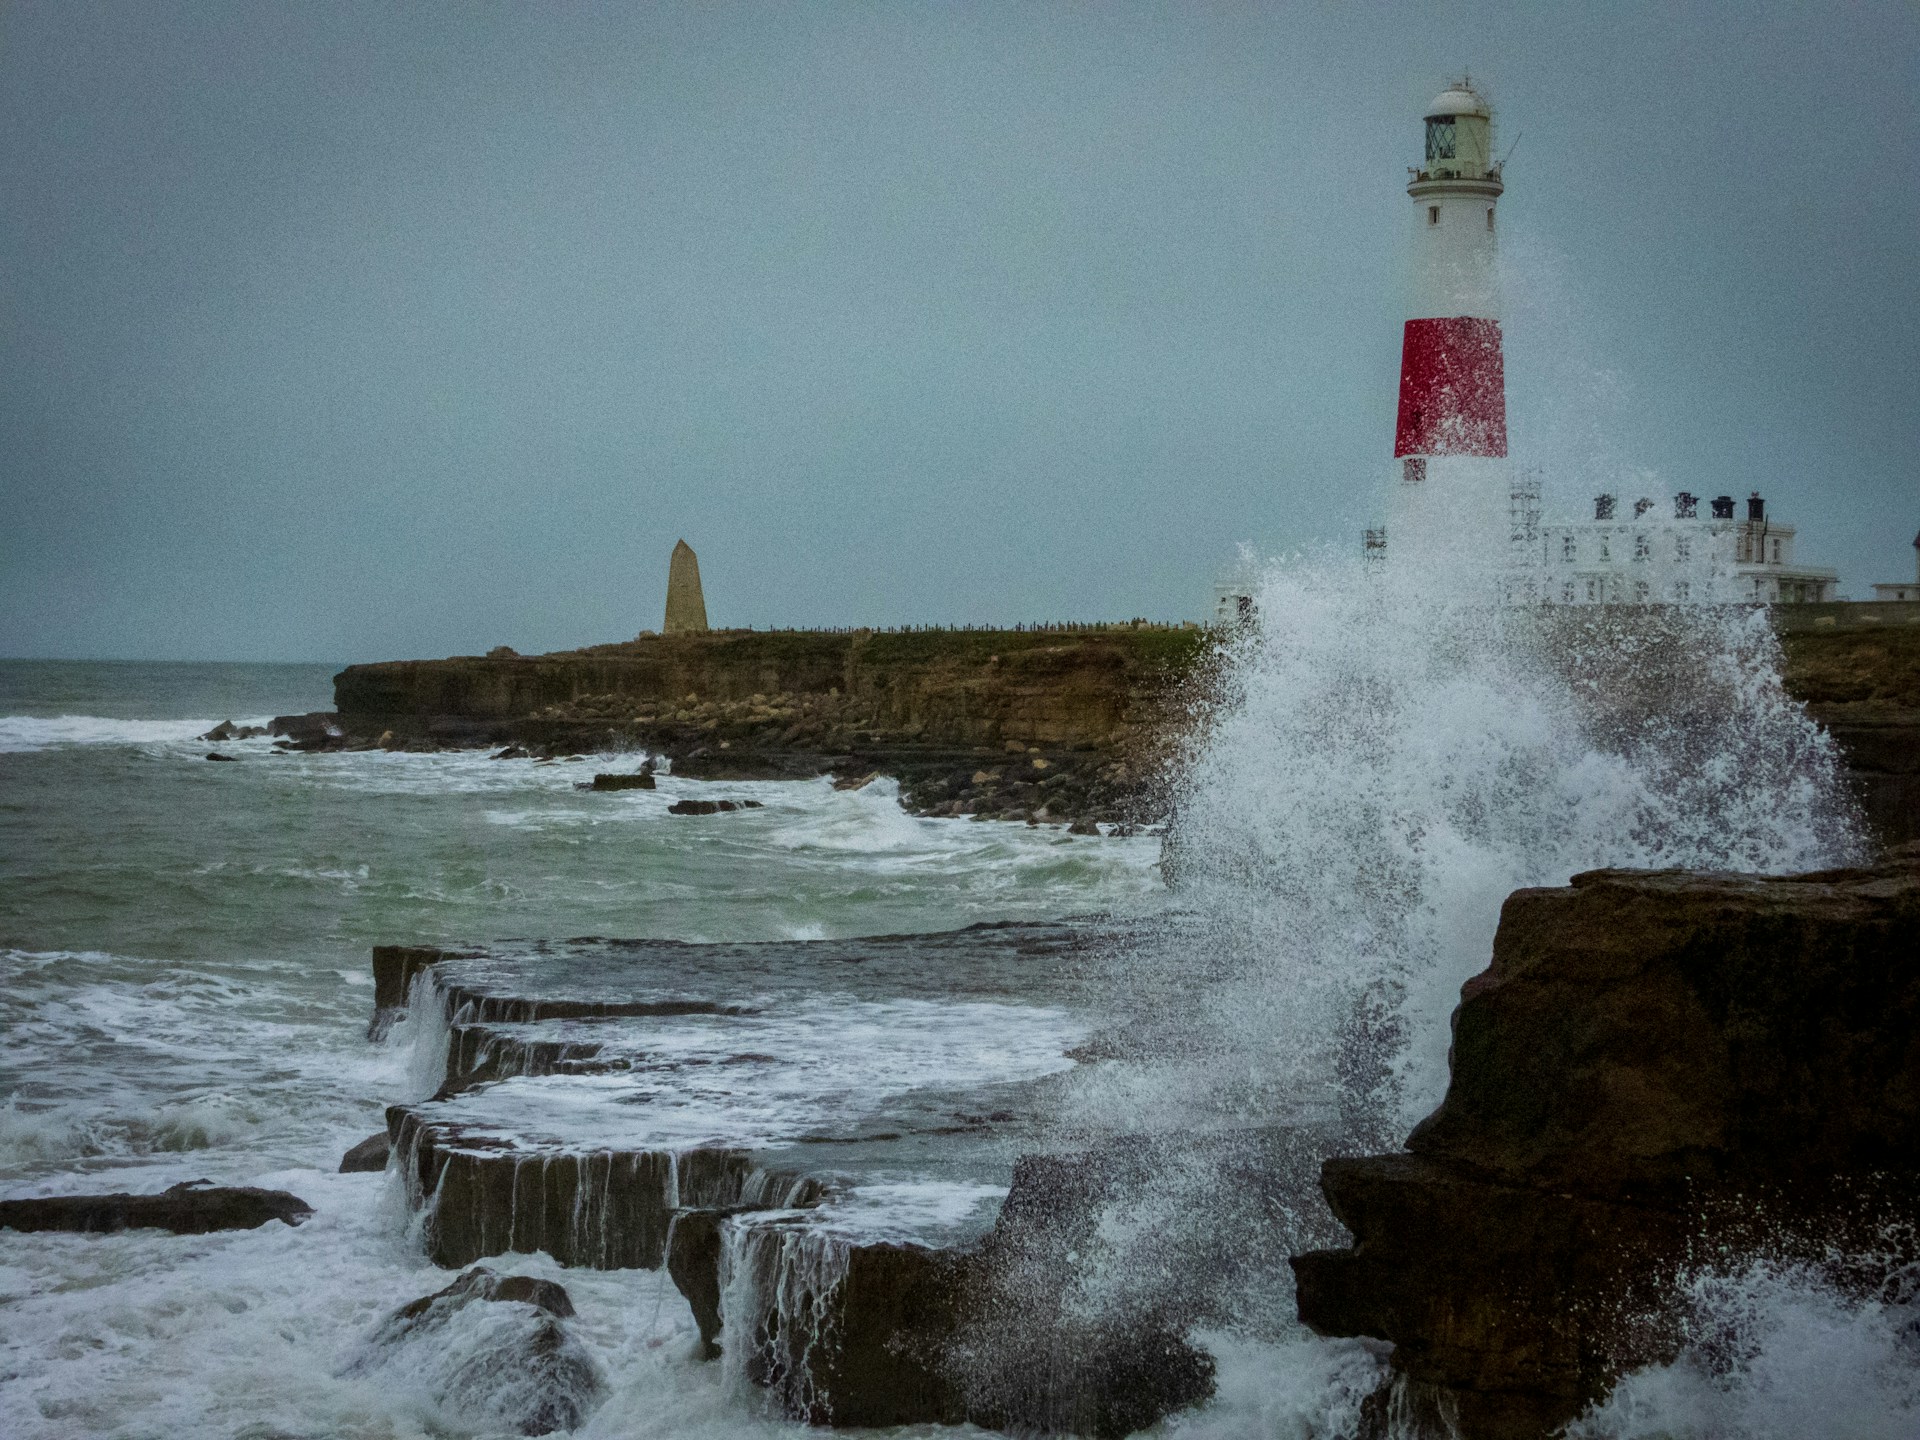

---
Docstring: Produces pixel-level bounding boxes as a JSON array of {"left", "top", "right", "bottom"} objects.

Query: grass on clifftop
[{"left": 569, "top": 625, "right": 1212, "bottom": 671}]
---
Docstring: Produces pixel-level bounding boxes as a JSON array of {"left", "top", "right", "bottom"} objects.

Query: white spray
[{"left": 1051, "top": 543, "right": 1863, "bottom": 1346}]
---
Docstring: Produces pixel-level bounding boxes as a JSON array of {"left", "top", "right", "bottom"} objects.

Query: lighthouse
[{"left": 1386, "top": 82, "right": 1510, "bottom": 570}]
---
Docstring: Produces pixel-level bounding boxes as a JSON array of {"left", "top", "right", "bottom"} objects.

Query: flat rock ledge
[
  {"left": 666, "top": 1149, "right": 1218, "bottom": 1438},
  {"left": 368, "top": 936, "right": 1214, "bottom": 1436},
  {"left": 1291, "top": 849, "right": 1920, "bottom": 1439},
  {"left": 388, "top": 1106, "right": 820, "bottom": 1270},
  {"left": 0, "top": 1180, "right": 313, "bottom": 1235}
]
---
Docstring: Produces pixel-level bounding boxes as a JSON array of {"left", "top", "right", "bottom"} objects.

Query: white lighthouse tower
[{"left": 1383, "top": 81, "right": 1511, "bottom": 574}]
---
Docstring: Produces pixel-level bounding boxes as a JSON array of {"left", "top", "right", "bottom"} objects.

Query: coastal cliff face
[
  {"left": 330, "top": 627, "right": 1208, "bottom": 824},
  {"left": 319, "top": 608, "right": 1920, "bottom": 838},
  {"left": 1291, "top": 852, "right": 1920, "bottom": 1438},
  {"left": 335, "top": 628, "right": 1203, "bottom": 751},
  {"left": 1776, "top": 607, "right": 1920, "bottom": 844}
]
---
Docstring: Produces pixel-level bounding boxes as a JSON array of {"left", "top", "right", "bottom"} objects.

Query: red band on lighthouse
[{"left": 1394, "top": 316, "right": 1508, "bottom": 458}]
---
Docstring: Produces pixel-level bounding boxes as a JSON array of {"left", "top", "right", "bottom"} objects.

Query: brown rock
[
  {"left": 665, "top": 1210, "right": 725, "bottom": 1359},
  {"left": 0, "top": 1180, "right": 313, "bottom": 1234},
  {"left": 347, "top": 1266, "right": 599, "bottom": 1435},
  {"left": 1291, "top": 854, "right": 1920, "bottom": 1438},
  {"left": 339, "top": 1131, "right": 391, "bottom": 1172},
  {"left": 583, "top": 772, "right": 654, "bottom": 791}
]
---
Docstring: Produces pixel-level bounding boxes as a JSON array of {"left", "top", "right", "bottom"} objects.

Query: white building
[
  {"left": 1871, "top": 532, "right": 1920, "bottom": 602},
  {"left": 1512, "top": 488, "right": 1837, "bottom": 606}
]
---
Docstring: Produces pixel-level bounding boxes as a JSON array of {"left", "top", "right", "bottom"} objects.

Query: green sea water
[{"left": 0, "top": 660, "right": 1164, "bottom": 1438}]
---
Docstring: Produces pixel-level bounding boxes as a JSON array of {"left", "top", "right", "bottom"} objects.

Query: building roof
[{"left": 1426, "top": 85, "right": 1489, "bottom": 119}]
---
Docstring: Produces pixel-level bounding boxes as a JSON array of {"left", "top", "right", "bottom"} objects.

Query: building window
[
  {"left": 1561, "top": 534, "right": 1576, "bottom": 561},
  {"left": 1633, "top": 533, "right": 1650, "bottom": 562},
  {"left": 1674, "top": 580, "right": 1691, "bottom": 602},
  {"left": 1428, "top": 205, "right": 1440, "bottom": 226},
  {"left": 1561, "top": 581, "right": 1575, "bottom": 603},
  {"left": 1486, "top": 208, "right": 1494, "bottom": 231},
  {"left": 1772, "top": 538, "right": 1782, "bottom": 563},
  {"left": 1426, "top": 118, "right": 1456, "bottom": 161},
  {"left": 1599, "top": 537, "right": 1611, "bottom": 562},
  {"left": 1635, "top": 580, "right": 1650, "bottom": 603},
  {"left": 1676, "top": 535, "right": 1691, "bottom": 561},
  {"left": 1403, "top": 457, "right": 1426, "bottom": 483},
  {"left": 1586, "top": 579, "right": 1599, "bottom": 603}
]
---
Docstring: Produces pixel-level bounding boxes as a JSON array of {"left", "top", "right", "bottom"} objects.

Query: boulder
[
  {"left": 205, "top": 752, "right": 239, "bottom": 762},
  {"left": 390, "top": 1264, "right": 577, "bottom": 1321},
  {"left": 200, "top": 720, "right": 267, "bottom": 741},
  {"left": 665, "top": 1210, "right": 726, "bottom": 1358},
  {"left": 0, "top": 1180, "right": 313, "bottom": 1234},
  {"left": 666, "top": 799, "right": 764, "bottom": 816},
  {"left": 269, "top": 711, "right": 345, "bottom": 751},
  {"left": 339, "top": 1131, "right": 391, "bottom": 1173},
  {"left": 582, "top": 772, "right": 654, "bottom": 791},
  {"left": 343, "top": 1265, "right": 601, "bottom": 1436},
  {"left": 1291, "top": 853, "right": 1920, "bottom": 1438}
]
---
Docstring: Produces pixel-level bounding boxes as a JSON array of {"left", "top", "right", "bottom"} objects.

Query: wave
[
  {"left": 0, "top": 714, "right": 271, "bottom": 754},
  {"left": 1572, "top": 1258, "right": 1920, "bottom": 1440}
]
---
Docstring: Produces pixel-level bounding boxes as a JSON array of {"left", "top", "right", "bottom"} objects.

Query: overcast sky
[{"left": 3, "top": 1, "right": 1915, "bottom": 661}]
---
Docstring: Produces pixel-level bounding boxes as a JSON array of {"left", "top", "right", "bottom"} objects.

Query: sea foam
[{"left": 0, "top": 714, "right": 248, "bottom": 753}]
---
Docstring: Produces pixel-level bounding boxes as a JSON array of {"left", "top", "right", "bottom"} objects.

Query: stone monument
[{"left": 663, "top": 539, "right": 710, "bottom": 634}]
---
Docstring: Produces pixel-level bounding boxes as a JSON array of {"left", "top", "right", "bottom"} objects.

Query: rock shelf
[{"left": 365, "top": 922, "right": 1219, "bottom": 1433}]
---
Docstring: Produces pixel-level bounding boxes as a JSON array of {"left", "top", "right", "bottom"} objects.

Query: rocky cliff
[
  {"left": 327, "top": 627, "right": 1209, "bottom": 825},
  {"left": 313, "top": 606, "right": 1920, "bottom": 837},
  {"left": 1775, "top": 604, "right": 1920, "bottom": 844},
  {"left": 1291, "top": 850, "right": 1920, "bottom": 1438}
]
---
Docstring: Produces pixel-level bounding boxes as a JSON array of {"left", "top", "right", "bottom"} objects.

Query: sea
[{"left": 3, "top": 558, "right": 1918, "bottom": 1440}]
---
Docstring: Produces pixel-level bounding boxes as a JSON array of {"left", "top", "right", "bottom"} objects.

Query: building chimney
[
  {"left": 1675, "top": 492, "right": 1698, "bottom": 519},
  {"left": 1711, "top": 495, "right": 1735, "bottom": 520},
  {"left": 1594, "top": 494, "right": 1616, "bottom": 521},
  {"left": 1633, "top": 497, "right": 1655, "bottom": 518},
  {"left": 1747, "top": 492, "right": 1766, "bottom": 523}
]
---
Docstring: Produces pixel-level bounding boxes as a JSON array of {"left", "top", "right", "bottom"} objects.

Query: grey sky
[{"left": 3, "top": 1, "right": 1915, "bottom": 662}]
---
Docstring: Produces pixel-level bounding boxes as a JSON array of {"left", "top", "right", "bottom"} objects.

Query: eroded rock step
[
  {"left": 387, "top": 1106, "right": 820, "bottom": 1269},
  {"left": 379, "top": 923, "right": 1097, "bottom": 1266},
  {"left": 412, "top": 922, "right": 1099, "bottom": 1015},
  {"left": 443, "top": 1023, "right": 611, "bottom": 1092},
  {"left": 371, "top": 921, "right": 1226, "bottom": 1433}
]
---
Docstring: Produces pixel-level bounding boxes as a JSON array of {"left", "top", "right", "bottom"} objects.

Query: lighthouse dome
[{"left": 1426, "top": 85, "right": 1489, "bottom": 120}]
